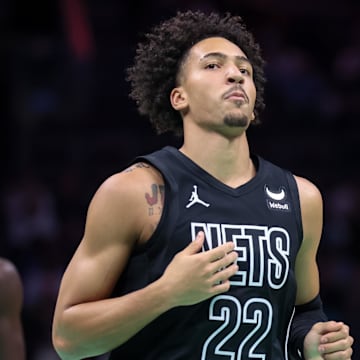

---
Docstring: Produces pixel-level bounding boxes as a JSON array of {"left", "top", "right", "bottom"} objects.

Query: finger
[
  {"left": 312, "top": 322, "right": 353, "bottom": 360},
  {"left": 211, "top": 251, "right": 238, "bottom": 273},
  {"left": 321, "top": 346, "right": 353, "bottom": 360},
  {"left": 320, "top": 334, "right": 353, "bottom": 357},
  {"left": 183, "top": 231, "right": 205, "bottom": 255},
  {"left": 320, "top": 324, "right": 350, "bottom": 344},
  {"left": 211, "top": 279, "right": 232, "bottom": 294},
  {"left": 212, "top": 263, "right": 239, "bottom": 283},
  {"left": 313, "top": 321, "right": 344, "bottom": 335},
  {"left": 208, "top": 242, "right": 236, "bottom": 262},
  {"left": 320, "top": 336, "right": 353, "bottom": 352}
]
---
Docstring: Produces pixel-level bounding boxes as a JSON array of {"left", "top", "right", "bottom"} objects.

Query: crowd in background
[{"left": 1, "top": 0, "right": 359, "bottom": 359}]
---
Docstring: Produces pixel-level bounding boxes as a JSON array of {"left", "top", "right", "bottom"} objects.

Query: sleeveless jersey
[{"left": 109, "top": 146, "right": 303, "bottom": 360}]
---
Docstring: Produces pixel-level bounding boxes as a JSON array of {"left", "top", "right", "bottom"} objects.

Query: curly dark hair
[{"left": 127, "top": 10, "right": 266, "bottom": 136}]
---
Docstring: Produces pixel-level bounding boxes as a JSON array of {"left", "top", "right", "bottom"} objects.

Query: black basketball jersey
[{"left": 109, "top": 146, "right": 303, "bottom": 360}]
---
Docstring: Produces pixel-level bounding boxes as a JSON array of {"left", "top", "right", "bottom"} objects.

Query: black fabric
[
  {"left": 109, "top": 146, "right": 304, "bottom": 359},
  {"left": 289, "top": 294, "right": 328, "bottom": 359}
]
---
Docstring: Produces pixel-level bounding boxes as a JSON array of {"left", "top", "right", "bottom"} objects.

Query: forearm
[
  {"left": 53, "top": 279, "right": 173, "bottom": 360},
  {"left": 289, "top": 294, "right": 327, "bottom": 359}
]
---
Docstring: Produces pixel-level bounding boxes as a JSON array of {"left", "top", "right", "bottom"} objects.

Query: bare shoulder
[
  {"left": 293, "top": 175, "right": 323, "bottom": 251},
  {"left": 294, "top": 175, "right": 323, "bottom": 212},
  {"left": 0, "top": 258, "right": 23, "bottom": 311},
  {"left": 98, "top": 162, "right": 162, "bottom": 193},
  {"left": 0, "top": 258, "right": 21, "bottom": 286},
  {"left": 92, "top": 161, "right": 163, "bottom": 214},
  {"left": 85, "top": 161, "right": 164, "bottom": 247}
]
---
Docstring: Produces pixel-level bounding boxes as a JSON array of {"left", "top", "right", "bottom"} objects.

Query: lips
[
  {"left": 223, "top": 87, "right": 248, "bottom": 102},
  {"left": 225, "top": 91, "right": 245, "bottom": 100}
]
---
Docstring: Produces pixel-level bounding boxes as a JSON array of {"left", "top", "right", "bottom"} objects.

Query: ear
[
  {"left": 250, "top": 112, "right": 255, "bottom": 121},
  {"left": 170, "top": 87, "right": 188, "bottom": 111}
]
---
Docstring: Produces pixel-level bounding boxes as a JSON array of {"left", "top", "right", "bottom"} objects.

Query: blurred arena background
[{"left": 1, "top": 0, "right": 359, "bottom": 359}]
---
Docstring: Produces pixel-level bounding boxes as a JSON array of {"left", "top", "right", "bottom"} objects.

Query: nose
[{"left": 226, "top": 65, "right": 244, "bottom": 84}]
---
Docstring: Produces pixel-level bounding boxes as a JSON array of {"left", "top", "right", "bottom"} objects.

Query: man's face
[{"left": 172, "top": 37, "right": 257, "bottom": 136}]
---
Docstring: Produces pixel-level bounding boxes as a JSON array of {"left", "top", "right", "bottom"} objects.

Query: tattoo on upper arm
[
  {"left": 124, "top": 162, "right": 150, "bottom": 172},
  {"left": 145, "top": 184, "right": 165, "bottom": 216},
  {"left": 122, "top": 163, "right": 164, "bottom": 216}
]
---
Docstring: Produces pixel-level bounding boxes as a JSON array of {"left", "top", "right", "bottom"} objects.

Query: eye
[
  {"left": 205, "top": 63, "right": 220, "bottom": 70},
  {"left": 239, "top": 68, "right": 251, "bottom": 75}
]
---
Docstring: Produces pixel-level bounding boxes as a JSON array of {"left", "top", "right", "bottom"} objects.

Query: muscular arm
[
  {"left": 294, "top": 176, "right": 323, "bottom": 305},
  {"left": 52, "top": 167, "right": 169, "bottom": 359},
  {"left": 0, "top": 259, "right": 25, "bottom": 360},
  {"left": 294, "top": 176, "right": 353, "bottom": 359},
  {"left": 52, "top": 165, "right": 238, "bottom": 360}
]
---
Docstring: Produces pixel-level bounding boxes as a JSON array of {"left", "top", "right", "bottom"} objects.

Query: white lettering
[
  {"left": 191, "top": 223, "right": 290, "bottom": 289},
  {"left": 268, "top": 201, "right": 289, "bottom": 210}
]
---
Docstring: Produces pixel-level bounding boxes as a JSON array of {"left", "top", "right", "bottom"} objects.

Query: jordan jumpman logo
[{"left": 186, "top": 185, "right": 210, "bottom": 208}]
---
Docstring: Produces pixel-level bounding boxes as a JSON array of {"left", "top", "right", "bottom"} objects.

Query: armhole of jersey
[{"left": 285, "top": 171, "right": 304, "bottom": 247}]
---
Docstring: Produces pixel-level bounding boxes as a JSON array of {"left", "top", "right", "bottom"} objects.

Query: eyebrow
[{"left": 200, "top": 52, "right": 251, "bottom": 65}]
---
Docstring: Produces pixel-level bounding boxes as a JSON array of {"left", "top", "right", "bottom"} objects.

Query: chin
[{"left": 223, "top": 113, "right": 250, "bottom": 128}]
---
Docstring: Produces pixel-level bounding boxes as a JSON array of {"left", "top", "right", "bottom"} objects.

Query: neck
[{"left": 179, "top": 131, "right": 255, "bottom": 188}]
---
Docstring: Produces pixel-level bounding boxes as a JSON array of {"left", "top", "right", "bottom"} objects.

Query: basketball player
[
  {"left": 0, "top": 258, "right": 26, "bottom": 360},
  {"left": 52, "top": 11, "right": 353, "bottom": 359}
]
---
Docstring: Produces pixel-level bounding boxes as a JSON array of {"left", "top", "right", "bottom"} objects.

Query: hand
[
  {"left": 303, "top": 321, "right": 354, "bottom": 359},
  {"left": 160, "top": 231, "right": 238, "bottom": 307}
]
